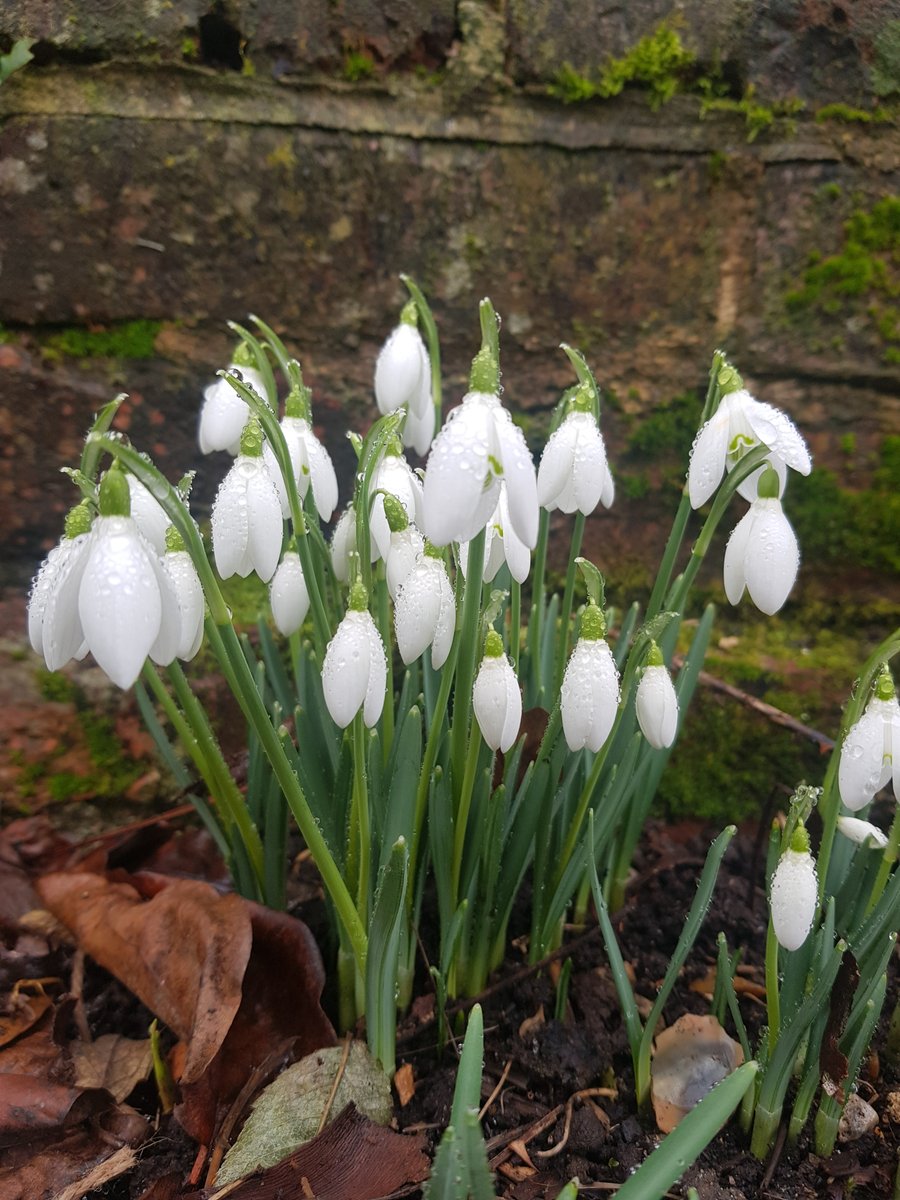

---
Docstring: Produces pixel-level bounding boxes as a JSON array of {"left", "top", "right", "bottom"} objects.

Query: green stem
[
  {"left": 450, "top": 526, "right": 486, "bottom": 790},
  {"left": 451, "top": 727, "right": 484, "bottom": 906},
  {"left": 555, "top": 512, "right": 586, "bottom": 693},
  {"left": 527, "top": 508, "right": 550, "bottom": 695},
  {"left": 866, "top": 801, "right": 900, "bottom": 917},
  {"left": 352, "top": 714, "right": 371, "bottom": 925},
  {"left": 410, "top": 633, "right": 459, "bottom": 889},
  {"left": 510, "top": 578, "right": 522, "bottom": 675},
  {"left": 765, "top": 919, "right": 781, "bottom": 1060},
  {"left": 375, "top": 571, "right": 394, "bottom": 760}
]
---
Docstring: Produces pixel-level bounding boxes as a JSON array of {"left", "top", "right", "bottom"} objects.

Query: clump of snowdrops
[{"left": 28, "top": 281, "right": 899, "bottom": 1158}]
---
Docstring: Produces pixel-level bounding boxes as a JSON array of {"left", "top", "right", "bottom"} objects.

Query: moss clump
[
  {"left": 41, "top": 319, "right": 163, "bottom": 361},
  {"left": 815, "top": 103, "right": 895, "bottom": 124},
  {"left": 783, "top": 436, "right": 900, "bottom": 576},
  {"left": 342, "top": 49, "right": 375, "bottom": 82},
  {"left": 699, "top": 87, "right": 805, "bottom": 142},
  {"left": 785, "top": 196, "right": 900, "bottom": 362},
  {"left": 626, "top": 391, "right": 701, "bottom": 461},
  {"left": 549, "top": 23, "right": 695, "bottom": 110},
  {"left": 871, "top": 20, "right": 900, "bottom": 98}
]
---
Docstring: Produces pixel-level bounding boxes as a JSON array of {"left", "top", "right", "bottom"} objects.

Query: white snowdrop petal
[
  {"left": 375, "top": 325, "right": 427, "bottom": 415},
  {"left": 304, "top": 430, "right": 339, "bottom": 522},
  {"left": 836, "top": 816, "right": 888, "bottom": 849},
  {"left": 331, "top": 507, "right": 356, "bottom": 583},
  {"left": 245, "top": 467, "right": 283, "bottom": 582},
  {"left": 197, "top": 366, "right": 265, "bottom": 455},
  {"left": 386, "top": 526, "right": 424, "bottom": 600},
  {"left": 743, "top": 501, "right": 800, "bottom": 615},
  {"left": 395, "top": 567, "right": 444, "bottom": 664},
  {"left": 571, "top": 418, "right": 612, "bottom": 515},
  {"left": 423, "top": 397, "right": 499, "bottom": 545},
  {"left": 41, "top": 536, "right": 91, "bottom": 670},
  {"left": 494, "top": 411, "right": 538, "bottom": 549},
  {"left": 561, "top": 639, "right": 619, "bottom": 753},
  {"left": 404, "top": 400, "right": 436, "bottom": 458},
  {"left": 165, "top": 552, "right": 205, "bottom": 661},
  {"left": 262, "top": 442, "right": 291, "bottom": 519},
  {"left": 839, "top": 700, "right": 895, "bottom": 811},
  {"left": 269, "top": 553, "right": 310, "bottom": 635},
  {"left": 770, "top": 849, "right": 817, "bottom": 951},
  {"left": 473, "top": 655, "right": 521, "bottom": 752},
  {"left": 688, "top": 410, "right": 730, "bottom": 509},
  {"left": 599, "top": 467, "right": 615, "bottom": 509},
  {"left": 411, "top": 339, "right": 432, "bottom": 419},
  {"left": 722, "top": 509, "right": 753, "bottom": 607},
  {"left": 127, "top": 475, "right": 170, "bottom": 554},
  {"left": 635, "top": 665, "right": 679, "bottom": 749},
  {"left": 147, "top": 551, "right": 182, "bottom": 668},
  {"left": 322, "top": 613, "right": 372, "bottom": 728},
  {"left": 537, "top": 423, "right": 574, "bottom": 511},
  {"left": 745, "top": 401, "right": 812, "bottom": 476},
  {"left": 78, "top": 517, "right": 163, "bottom": 689},
  {"left": 431, "top": 569, "right": 456, "bottom": 669},
  {"left": 211, "top": 462, "right": 251, "bottom": 579},
  {"left": 363, "top": 615, "right": 387, "bottom": 728}
]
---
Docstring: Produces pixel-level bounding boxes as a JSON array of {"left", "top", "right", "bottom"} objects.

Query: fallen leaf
[
  {"left": 518, "top": 1005, "right": 545, "bottom": 1040},
  {"left": 0, "top": 1075, "right": 111, "bottom": 1144},
  {"left": 216, "top": 1042, "right": 392, "bottom": 1187},
  {"left": 0, "top": 819, "right": 73, "bottom": 929},
  {"left": 37, "top": 872, "right": 336, "bottom": 1143},
  {"left": 0, "top": 988, "right": 55, "bottom": 1047},
  {"left": 394, "top": 1061, "right": 415, "bottom": 1107},
  {"left": 71, "top": 1034, "right": 153, "bottom": 1103},
  {"left": 207, "top": 1104, "right": 428, "bottom": 1200},
  {"left": 651, "top": 1013, "right": 744, "bottom": 1133}
]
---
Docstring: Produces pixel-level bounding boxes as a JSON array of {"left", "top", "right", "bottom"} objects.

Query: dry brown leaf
[
  {"left": 0, "top": 1075, "right": 111, "bottom": 1144},
  {"left": 71, "top": 1034, "right": 152, "bottom": 1103},
  {"left": 0, "top": 989, "right": 54, "bottom": 1047},
  {"left": 518, "top": 1005, "right": 545, "bottom": 1040},
  {"left": 651, "top": 1013, "right": 744, "bottom": 1133},
  {"left": 394, "top": 1061, "right": 415, "bottom": 1107},
  {"left": 204, "top": 1104, "right": 428, "bottom": 1200}
]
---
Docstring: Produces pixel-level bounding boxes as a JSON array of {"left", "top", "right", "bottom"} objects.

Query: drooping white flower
[
  {"left": 394, "top": 549, "right": 455, "bottom": 669},
  {"left": 385, "top": 524, "right": 425, "bottom": 600},
  {"left": 28, "top": 502, "right": 93, "bottom": 670},
  {"left": 635, "top": 643, "right": 679, "bottom": 749},
  {"left": 838, "top": 670, "right": 900, "bottom": 811},
  {"left": 263, "top": 415, "right": 339, "bottom": 523},
  {"left": 211, "top": 419, "right": 283, "bottom": 582},
  {"left": 836, "top": 816, "right": 889, "bottom": 850},
  {"left": 269, "top": 550, "right": 310, "bottom": 636},
  {"left": 321, "top": 585, "right": 387, "bottom": 728},
  {"left": 723, "top": 469, "right": 800, "bottom": 615},
  {"left": 198, "top": 362, "right": 268, "bottom": 455},
  {"left": 331, "top": 505, "right": 357, "bottom": 584},
  {"left": 770, "top": 828, "right": 817, "bottom": 951},
  {"left": 688, "top": 387, "right": 811, "bottom": 510},
  {"left": 560, "top": 604, "right": 620, "bottom": 752},
  {"left": 163, "top": 529, "right": 205, "bottom": 661},
  {"left": 375, "top": 315, "right": 431, "bottom": 421},
  {"left": 127, "top": 473, "right": 169, "bottom": 554},
  {"left": 472, "top": 630, "right": 522, "bottom": 752},
  {"left": 403, "top": 400, "right": 436, "bottom": 459},
  {"left": 423, "top": 380, "right": 537, "bottom": 550},
  {"left": 538, "top": 408, "right": 614, "bottom": 514},
  {"left": 460, "top": 485, "right": 531, "bottom": 585},
  {"left": 369, "top": 448, "right": 424, "bottom": 561}
]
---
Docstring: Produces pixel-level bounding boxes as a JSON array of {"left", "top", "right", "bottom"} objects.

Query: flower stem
[
  {"left": 352, "top": 713, "right": 371, "bottom": 925},
  {"left": 527, "top": 508, "right": 550, "bottom": 700},
  {"left": 375, "top": 571, "right": 394, "bottom": 760},
  {"left": 510, "top": 578, "right": 522, "bottom": 675},
  {"left": 866, "top": 790, "right": 900, "bottom": 916},
  {"left": 451, "top": 726, "right": 484, "bottom": 908}
]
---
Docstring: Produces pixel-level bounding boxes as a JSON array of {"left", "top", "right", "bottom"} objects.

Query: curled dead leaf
[{"left": 651, "top": 1013, "right": 744, "bottom": 1134}]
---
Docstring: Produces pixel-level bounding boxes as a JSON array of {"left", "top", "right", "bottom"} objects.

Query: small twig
[
  {"left": 317, "top": 1033, "right": 353, "bottom": 1134},
  {"left": 478, "top": 1059, "right": 512, "bottom": 1121},
  {"left": 70, "top": 949, "right": 91, "bottom": 1043},
  {"left": 760, "top": 1118, "right": 788, "bottom": 1193},
  {"left": 535, "top": 1087, "right": 618, "bottom": 1160},
  {"left": 487, "top": 1104, "right": 564, "bottom": 1169}
]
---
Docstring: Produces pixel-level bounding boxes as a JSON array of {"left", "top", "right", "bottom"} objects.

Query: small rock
[
  {"left": 838, "top": 1093, "right": 878, "bottom": 1142},
  {"left": 882, "top": 1091, "right": 900, "bottom": 1124}
]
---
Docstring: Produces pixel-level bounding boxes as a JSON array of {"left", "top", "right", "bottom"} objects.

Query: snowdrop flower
[
  {"left": 39, "top": 465, "right": 180, "bottom": 689},
  {"left": 211, "top": 417, "right": 283, "bottom": 582},
  {"left": 269, "top": 549, "right": 310, "bottom": 636},
  {"left": 369, "top": 446, "right": 424, "bottom": 561},
  {"left": 460, "top": 486, "right": 531, "bottom": 585},
  {"left": 688, "top": 386, "right": 811, "bottom": 509},
  {"left": 262, "top": 382, "right": 338, "bottom": 522},
  {"left": 538, "top": 398, "right": 614, "bottom": 514},
  {"left": 127, "top": 473, "right": 169, "bottom": 554},
  {"left": 838, "top": 668, "right": 900, "bottom": 811},
  {"left": 635, "top": 642, "right": 679, "bottom": 749},
  {"left": 561, "top": 604, "right": 620, "bottom": 753},
  {"left": 28, "top": 501, "right": 93, "bottom": 670},
  {"left": 836, "top": 816, "right": 889, "bottom": 850},
  {"left": 394, "top": 546, "right": 455, "bottom": 669},
  {"left": 374, "top": 305, "right": 434, "bottom": 456},
  {"left": 770, "top": 826, "right": 817, "bottom": 951},
  {"left": 423, "top": 349, "right": 537, "bottom": 549},
  {"left": 472, "top": 630, "right": 522, "bottom": 752},
  {"left": 321, "top": 583, "right": 387, "bottom": 729},
  {"left": 722, "top": 466, "right": 799, "bottom": 616},
  {"left": 198, "top": 351, "right": 268, "bottom": 455},
  {"left": 163, "top": 527, "right": 205, "bottom": 661},
  {"left": 380, "top": 494, "right": 425, "bottom": 600}
]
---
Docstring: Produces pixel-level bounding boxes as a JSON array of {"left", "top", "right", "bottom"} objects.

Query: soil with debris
[{"left": 2, "top": 803, "right": 898, "bottom": 1200}]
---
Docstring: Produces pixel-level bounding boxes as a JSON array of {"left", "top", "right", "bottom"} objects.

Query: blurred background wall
[{"left": 1, "top": 1, "right": 898, "bottom": 602}]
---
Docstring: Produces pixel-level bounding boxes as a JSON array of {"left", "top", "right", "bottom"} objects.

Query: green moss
[
  {"left": 785, "top": 196, "right": 900, "bottom": 362},
  {"left": 783, "top": 437, "right": 900, "bottom": 576},
  {"left": 342, "top": 49, "right": 375, "bottom": 82},
  {"left": 700, "top": 88, "right": 805, "bottom": 142},
  {"left": 871, "top": 20, "right": 900, "bottom": 99},
  {"left": 626, "top": 391, "right": 701, "bottom": 460},
  {"left": 549, "top": 23, "right": 695, "bottom": 110},
  {"left": 181, "top": 35, "right": 200, "bottom": 62},
  {"left": 218, "top": 572, "right": 269, "bottom": 625},
  {"left": 815, "top": 103, "right": 895, "bottom": 124},
  {"left": 41, "top": 319, "right": 163, "bottom": 361}
]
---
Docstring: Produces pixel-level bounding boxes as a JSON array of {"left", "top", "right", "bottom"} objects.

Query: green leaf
[
  {"left": 0, "top": 38, "right": 35, "bottom": 86},
  {"left": 615, "top": 1063, "right": 758, "bottom": 1200},
  {"left": 365, "top": 838, "right": 409, "bottom": 1075}
]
